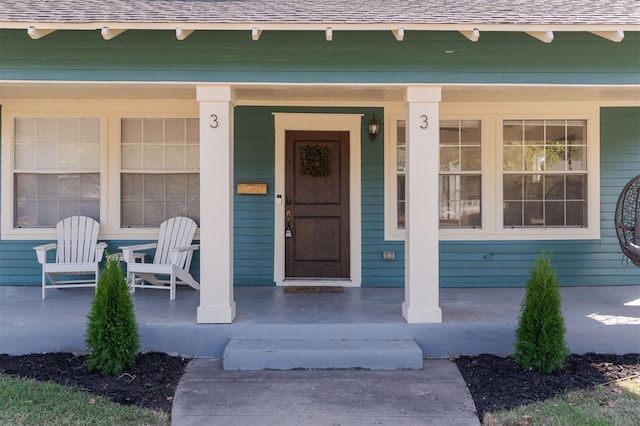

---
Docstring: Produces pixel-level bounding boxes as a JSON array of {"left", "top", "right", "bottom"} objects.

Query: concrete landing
[
  {"left": 222, "top": 339, "right": 424, "bottom": 370},
  {"left": 172, "top": 358, "right": 480, "bottom": 426}
]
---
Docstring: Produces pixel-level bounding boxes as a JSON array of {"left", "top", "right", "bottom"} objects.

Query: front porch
[{"left": 1, "top": 285, "right": 638, "bottom": 357}]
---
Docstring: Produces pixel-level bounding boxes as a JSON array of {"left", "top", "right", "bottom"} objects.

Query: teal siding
[
  {"left": 360, "top": 116, "right": 405, "bottom": 287},
  {"left": 0, "top": 30, "right": 638, "bottom": 84},
  {"left": 233, "top": 107, "right": 276, "bottom": 285}
]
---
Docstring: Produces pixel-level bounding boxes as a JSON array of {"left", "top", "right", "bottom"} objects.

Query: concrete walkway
[{"left": 171, "top": 359, "right": 479, "bottom": 426}]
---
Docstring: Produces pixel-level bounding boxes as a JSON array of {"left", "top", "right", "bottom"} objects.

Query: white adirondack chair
[
  {"left": 34, "top": 216, "right": 107, "bottom": 299},
  {"left": 120, "top": 216, "right": 200, "bottom": 300}
]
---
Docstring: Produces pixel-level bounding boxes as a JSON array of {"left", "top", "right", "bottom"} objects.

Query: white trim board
[{"left": 273, "top": 113, "right": 362, "bottom": 287}]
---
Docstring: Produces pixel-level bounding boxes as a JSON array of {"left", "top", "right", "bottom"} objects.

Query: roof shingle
[{"left": 0, "top": 0, "right": 638, "bottom": 26}]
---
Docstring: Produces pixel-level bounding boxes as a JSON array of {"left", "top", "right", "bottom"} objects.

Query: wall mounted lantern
[{"left": 368, "top": 113, "right": 379, "bottom": 142}]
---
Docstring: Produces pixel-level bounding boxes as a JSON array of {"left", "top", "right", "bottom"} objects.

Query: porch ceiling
[{"left": 0, "top": 82, "right": 638, "bottom": 104}]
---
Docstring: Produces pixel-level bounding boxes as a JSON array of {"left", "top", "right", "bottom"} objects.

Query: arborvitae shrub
[
  {"left": 86, "top": 257, "right": 139, "bottom": 375},
  {"left": 514, "top": 252, "right": 569, "bottom": 373}
]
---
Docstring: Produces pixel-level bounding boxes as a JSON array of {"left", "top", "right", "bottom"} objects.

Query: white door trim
[{"left": 273, "top": 113, "right": 362, "bottom": 287}]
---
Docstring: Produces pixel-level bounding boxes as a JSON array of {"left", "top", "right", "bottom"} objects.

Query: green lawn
[
  {"left": 483, "top": 378, "right": 640, "bottom": 426},
  {"left": 0, "top": 375, "right": 169, "bottom": 426}
]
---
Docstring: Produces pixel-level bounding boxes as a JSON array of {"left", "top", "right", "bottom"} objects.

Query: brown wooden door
[{"left": 285, "top": 130, "right": 350, "bottom": 278}]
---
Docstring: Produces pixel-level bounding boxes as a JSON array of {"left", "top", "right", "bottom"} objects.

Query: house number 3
[
  {"left": 419, "top": 115, "right": 429, "bottom": 129},
  {"left": 209, "top": 114, "right": 219, "bottom": 129}
]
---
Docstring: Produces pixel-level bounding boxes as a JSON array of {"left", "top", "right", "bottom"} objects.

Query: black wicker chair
[{"left": 615, "top": 175, "right": 640, "bottom": 267}]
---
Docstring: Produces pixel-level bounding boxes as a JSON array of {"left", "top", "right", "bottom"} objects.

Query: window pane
[
  {"left": 187, "top": 174, "right": 200, "bottom": 200},
  {"left": 439, "top": 175, "right": 481, "bottom": 228},
  {"left": 396, "top": 120, "right": 406, "bottom": 145},
  {"left": 35, "top": 144, "right": 57, "bottom": 170},
  {"left": 121, "top": 118, "right": 199, "bottom": 228},
  {"left": 123, "top": 118, "right": 199, "bottom": 172},
  {"left": 568, "top": 145, "right": 587, "bottom": 171},
  {"left": 81, "top": 174, "right": 101, "bottom": 199},
  {"left": 545, "top": 120, "right": 566, "bottom": 144},
  {"left": 186, "top": 119, "right": 199, "bottom": 144},
  {"left": 36, "top": 118, "right": 57, "bottom": 144},
  {"left": 567, "top": 121, "right": 587, "bottom": 145},
  {"left": 397, "top": 146, "right": 406, "bottom": 172},
  {"left": 460, "top": 121, "right": 481, "bottom": 145},
  {"left": 165, "top": 119, "right": 185, "bottom": 144},
  {"left": 121, "top": 145, "right": 142, "bottom": 170},
  {"left": 79, "top": 118, "right": 101, "bottom": 144},
  {"left": 524, "top": 177, "right": 543, "bottom": 200},
  {"left": 544, "top": 175, "right": 565, "bottom": 200},
  {"left": 440, "top": 147, "right": 459, "bottom": 171},
  {"left": 503, "top": 174, "right": 523, "bottom": 200},
  {"left": 503, "top": 146, "right": 522, "bottom": 171},
  {"left": 143, "top": 118, "right": 164, "bottom": 144},
  {"left": 524, "top": 146, "right": 544, "bottom": 171},
  {"left": 58, "top": 175, "right": 81, "bottom": 199},
  {"left": 15, "top": 173, "right": 99, "bottom": 227},
  {"left": 545, "top": 145, "right": 567, "bottom": 171},
  {"left": 524, "top": 121, "right": 544, "bottom": 145},
  {"left": 397, "top": 175, "right": 405, "bottom": 229},
  {"left": 545, "top": 201, "right": 565, "bottom": 226},
  {"left": 166, "top": 174, "right": 187, "bottom": 199},
  {"left": 566, "top": 174, "right": 587, "bottom": 200},
  {"left": 166, "top": 201, "right": 187, "bottom": 219},
  {"left": 143, "top": 145, "right": 164, "bottom": 170},
  {"left": 80, "top": 200, "right": 100, "bottom": 219},
  {"left": 524, "top": 201, "right": 544, "bottom": 226},
  {"left": 14, "top": 144, "right": 35, "bottom": 170},
  {"left": 121, "top": 173, "right": 199, "bottom": 227},
  {"left": 79, "top": 144, "right": 100, "bottom": 169},
  {"left": 15, "top": 117, "right": 100, "bottom": 173},
  {"left": 144, "top": 174, "right": 165, "bottom": 199},
  {"left": 397, "top": 201, "right": 405, "bottom": 230},
  {"left": 460, "top": 146, "right": 481, "bottom": 171},
  {"left": 122, "top": 118, "right": 142, "bottom": 144},
  {"left": 165, "top": 145, "right": 186, "bottom": 170},
  {"left": 566, "top": 201, "right": 586, "bottom": 226},
  {"left": 57, "top": 143, "right": 78, "bottom": 169},
  {"left": 144, "top": 201, "right": 166, "bottom": 226},
  {"left": 438, "top": 120, "right": 482, "bottom": 228},
  {"left": 186, "top": 145, "right": 200, "bottom": 170},
  {"left": 503, "top": 120, "right": 523, "bottom": 145},
  {"left": 58, "top": 118, "right": 79, "bottom": 143},
  {"left": 440, "top": 121, "right": 459, "bottom": 145},
  {"left": 503, "top": 201, "right": 522, "bottom": 227},
  {"left": 121, "top": 201, "right": 143, "bottom": 226},
  {"left": 397, "top": 175, "right": 405, "bottom": 203},
  {"left": 15, "top": 118, "right": 35, "bottom": 144}
]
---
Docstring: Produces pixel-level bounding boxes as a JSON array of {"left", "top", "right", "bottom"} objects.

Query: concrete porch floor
[{"left": 1, "top": 285, "right": 639, "bottom": 357}]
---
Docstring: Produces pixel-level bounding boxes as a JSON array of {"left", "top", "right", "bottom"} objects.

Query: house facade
[{"left": 0, "top": 0, "right": 638, "bottom": 323}]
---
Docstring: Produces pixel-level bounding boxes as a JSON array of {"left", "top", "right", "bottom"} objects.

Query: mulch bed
[
  {"left": 0, "top": 351, "right": 638, "bottom": 420},
  {"left": 454, "top": 352, "right": 640, "bottom": 421},
  {"left": 0, "top": 352, "right": 189, "bottom": 413}
]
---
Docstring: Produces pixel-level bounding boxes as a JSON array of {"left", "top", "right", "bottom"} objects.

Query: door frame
[{"left": 273, "top": 113, "right": 362, "bottom": 287}]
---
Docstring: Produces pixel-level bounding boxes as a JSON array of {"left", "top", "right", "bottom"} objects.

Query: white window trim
[
  {"left": 1, "top": 99, "right": 199, "bottom": 240},
  {"left": 384, "top": 102, "right": 601, "bottom": 241}
]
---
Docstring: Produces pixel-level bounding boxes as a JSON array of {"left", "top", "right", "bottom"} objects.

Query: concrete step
[{"left": 222, "top": 339, "right": 424, "bottom": 370}]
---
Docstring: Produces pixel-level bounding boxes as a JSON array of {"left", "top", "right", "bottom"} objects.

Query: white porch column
[
  {"left": 402, "top": 86, "right": 443, "bottom": 323},
  {"left": 196, "top": 86, "right": 236, "bottom": 323}
]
